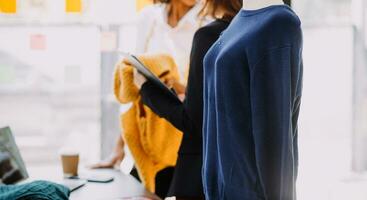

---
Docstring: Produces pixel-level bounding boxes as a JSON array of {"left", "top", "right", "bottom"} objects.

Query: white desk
[{"left": 27, "top": 165, "right": 160, "bottom": 200}]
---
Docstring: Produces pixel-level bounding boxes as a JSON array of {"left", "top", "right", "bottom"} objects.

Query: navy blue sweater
[{"left": 203, "top": 5, "right": 303, "bottom": 200}]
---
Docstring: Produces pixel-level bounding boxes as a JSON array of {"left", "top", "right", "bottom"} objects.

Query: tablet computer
[{"left": 118, "top": 52, "right": 179, "bottom": 101}]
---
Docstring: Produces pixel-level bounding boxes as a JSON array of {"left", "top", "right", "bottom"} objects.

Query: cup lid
[{"left": 58, "top": 148, "right": 79, "bottom": 156}]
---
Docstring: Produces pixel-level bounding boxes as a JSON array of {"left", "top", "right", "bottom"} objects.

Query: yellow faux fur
[{"left": 114, "top": 54, "right": 183, "bottom": 192}]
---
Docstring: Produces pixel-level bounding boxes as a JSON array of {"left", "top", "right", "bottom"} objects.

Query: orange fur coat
[{"left": 114, "top": 54, "right": 183, "bottom": 192}]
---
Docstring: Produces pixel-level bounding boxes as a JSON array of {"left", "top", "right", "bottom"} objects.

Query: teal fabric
[{"left": 0, "top": 180, "right": 70, "bottom": 200}]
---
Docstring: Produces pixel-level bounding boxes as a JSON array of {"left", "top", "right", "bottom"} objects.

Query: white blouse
[
  {"left": 120, "top": 3, "right": 210, "bottom": 175},
  {"left": 135, "top": 3, "right": 210, "bottom": 82}
]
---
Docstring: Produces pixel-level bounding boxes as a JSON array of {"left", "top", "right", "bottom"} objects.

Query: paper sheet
[
  {"left": 0, "top": 65, "right": 15, "bottom": 83},
  {"left": 136, "top": 0, "right": 152, "bottom": 11},
  {"left": 0, "top": 0, "right": 16, "bottom": 13},
  {"left": 30, "top": 34, "right": 46, "bottom": 50},
  {"left": 101, "top": 31, "right": 117, "bottom": 52},
  {"left": 65, "top": 0, "right": 82, "bottom": 13}
]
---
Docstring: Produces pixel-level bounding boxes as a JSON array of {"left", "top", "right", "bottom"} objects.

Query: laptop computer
[{"left": 0, "top": 126, "right": 86, "bottom": 192}]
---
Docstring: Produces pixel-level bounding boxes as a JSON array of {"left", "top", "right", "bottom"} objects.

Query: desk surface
[{"left": 27, "top": 165, "right": 160, "bottom": 200}]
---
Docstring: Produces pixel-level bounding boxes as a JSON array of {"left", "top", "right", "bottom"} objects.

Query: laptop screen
[{"left": 0, "top": 127, "right": 29, "bottom": 184}]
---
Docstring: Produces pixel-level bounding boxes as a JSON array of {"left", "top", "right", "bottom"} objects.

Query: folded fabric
[
  {"left": 114, "top": 54, "right": 183, "bottom": 193},
  {"left": 0, "top": 180, "right": 70, "bottom": 200}
]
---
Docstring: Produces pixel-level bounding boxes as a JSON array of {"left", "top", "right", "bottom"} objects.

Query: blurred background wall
[{"left": 1, "top": 0, "right": 367, "bottom": 199}]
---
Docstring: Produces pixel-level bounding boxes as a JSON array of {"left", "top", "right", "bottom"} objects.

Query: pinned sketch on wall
[
  {"left": 30, "top": 34, "right": 47, "bottom": 50},
  {"left": 136, "top": 0, "right": 152, "bottom": 11},
  {"left": 101, "top": 31, "right": 117, "bottom": 52},
  {"left": 0, "top": 65, "right": 15, "bottom": 84},
  {"left": 30, "top": 0, "right": 46, "bottom": 8},
  {"left": 66, "top": 0, "right": 82, "bottom": 13},
  {"left": 0, "top": 0, "right": 17, "bottom": 13}
]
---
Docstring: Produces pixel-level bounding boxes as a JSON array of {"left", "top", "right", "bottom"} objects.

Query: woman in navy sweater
[{"left": 133, "top": 0, "right": 242, "bottom": 199}]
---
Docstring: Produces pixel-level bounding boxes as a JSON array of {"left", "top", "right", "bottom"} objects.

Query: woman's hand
[
  {"left": 163, "top": 78, "right": 186, "bottom": 101},
  {"left": 172, "top": 81, "right": 186, "bottom": 95},
  {"left": 90, "top": 150, "right": 124, "bottom": 169},
  {"left": 164, "top": 78, "right": 186, "bottom": 94},
  {"left": 133, "top": 69, "right": 147, "bottom": 89},
  {"left": 90, "top": 137, "right": 125, "bottom": 169}
]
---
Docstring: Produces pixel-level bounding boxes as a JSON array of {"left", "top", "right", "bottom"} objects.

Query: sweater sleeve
[
  {"left": 140, "top": 27, "right": 219, "bottom": 136},
  {"left": 250, "top": 46, "right": 300, "bottom": 200}
]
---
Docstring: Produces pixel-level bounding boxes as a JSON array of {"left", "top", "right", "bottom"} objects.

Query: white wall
[
  {"left": 0, "top": 26, "right": 101, "bottom": 87},
  {"left": 297, "top": 26, "right": 354, "bottom": 200},
  {"left": 0, "top": 26, "right": 102, "bottom": 165}
]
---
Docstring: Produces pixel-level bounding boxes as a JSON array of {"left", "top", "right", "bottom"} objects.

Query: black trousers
[{"left": 130, "top": 167, "right": 175, "bottom": 199}]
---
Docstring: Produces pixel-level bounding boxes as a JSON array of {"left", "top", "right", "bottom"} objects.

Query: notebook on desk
[{"left": 0, "top": 126, "right": 86, "bottom": 192}]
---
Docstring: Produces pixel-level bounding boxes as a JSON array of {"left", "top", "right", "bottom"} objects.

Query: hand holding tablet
[{"left": 118, "top": 52, "right": 180, "bottom": 101}]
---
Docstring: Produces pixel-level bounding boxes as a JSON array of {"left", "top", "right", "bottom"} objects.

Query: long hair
[
  {"left": 153, "top": 0, "right": 170, "bottom": 3},
  {"left": 200, "top": 0, "right": 242, "bottom": 20},
  {"left": 153, "top": 0, "right": 242, "bottom": 20}
]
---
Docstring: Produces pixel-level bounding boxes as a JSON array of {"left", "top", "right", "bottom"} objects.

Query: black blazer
[
  {"left": 140, "top": 20, "right": 230, "bottom": 197},
  {"left": 141, "top": 20, "right": 229, "bottom": 154}
]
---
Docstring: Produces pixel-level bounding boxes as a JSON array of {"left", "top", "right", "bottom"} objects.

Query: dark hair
[
  {"left": 283, "top": 0, "right": 291, "bottom": 6},
  {"left": 153, "top": 0, "right": 170, "bottom": 3},
  {"left": 201, "top": 0, "right": 242, "bottom": 20}
]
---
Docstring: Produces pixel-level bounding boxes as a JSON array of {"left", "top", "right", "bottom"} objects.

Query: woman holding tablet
[
  {"left": 93, "top": 0, "right": 207, "bottom": 198},
  {"left": 133, "top": 0, "right": 242, "bottom": 199}
]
